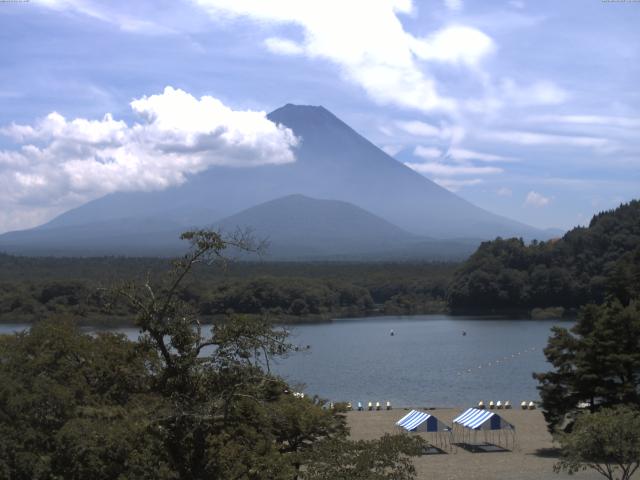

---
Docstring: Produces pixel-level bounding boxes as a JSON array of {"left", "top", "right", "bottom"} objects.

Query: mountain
[
  {"left": 214, "top": 194, "right": 477, "bottom": 260},
  {"left": 0, "top": 104, "right": 553, "bottom": 257}
]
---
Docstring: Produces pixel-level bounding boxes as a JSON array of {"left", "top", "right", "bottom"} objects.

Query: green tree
[
  {"left": 555, "top": 405, "right": 640, "bottom": 480},
  {"left": 301, "top": 433, "right": 424, "bottom": 480},
  {"left": 534, "top": 299, "right": 640, "bottom": 432},
  {"left": 0, "top": 230, "right": 423, "bottom": 479}
]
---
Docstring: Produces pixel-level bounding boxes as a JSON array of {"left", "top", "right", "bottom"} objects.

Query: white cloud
[
  {"left": 0, "top": 86, "right": 298, "bottom": 232},
  {"left": 192, "top": 1, "right": 503, "bottom": 114},
  {"left": 381, "top": 144, "right": 404, "bottom": 156},
  {"left": 433, "top": 178, "right": 482, "bottom": 192},
  {"left": 414, "top": 146, "right": 442, "bottom": 159},
  {"left": 396, "top": 120, "right": 466, "bottom": 144},
  {"left": 32, "top": 0, "right": 177, "bottom": 34},
  {"left": 501, "top": 78, "right": 568, "bottom": 106},
  {"left": 405, "top": 161, "right": 502, "bottom": 176},
  {"left": 528, "top": 114, "right": 640, "bottom": 129},
  {"left": 524, "top": 191, "right": 551, "bottom": 207},
  {"left": 264, "top": 37, "right": 305, "bottom": 55},
  {"left": 444, "top": 0, "right": 463, "bottom": 11},
  {"left": 448, "top": 147, "right": 515, "bottom": 162},
  {"left": 409, "top": 25, "right": 495, "bottom": 67},
  {"left": 481, "top": 130, "right": 611, "bottom": 148},
  {"left": 497, "top": 187, "right": 512, "bottom": 196}
]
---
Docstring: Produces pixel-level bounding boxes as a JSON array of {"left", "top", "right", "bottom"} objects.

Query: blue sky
[{"left": 0, "top": 0, "right": 638, "bottom": 233}]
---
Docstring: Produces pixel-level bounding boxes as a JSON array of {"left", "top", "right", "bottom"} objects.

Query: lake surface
[{"left": 0, "top": 315, "right": 571, "bottom": 407}]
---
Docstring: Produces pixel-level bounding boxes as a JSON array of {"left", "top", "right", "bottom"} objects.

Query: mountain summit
[{"left": 0, "top": 104, "right": 551, "bottom": 257}]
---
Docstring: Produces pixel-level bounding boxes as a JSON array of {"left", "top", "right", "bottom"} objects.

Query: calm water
[{"left": 0, "top": 315, "right": 570, "bottom": 407}]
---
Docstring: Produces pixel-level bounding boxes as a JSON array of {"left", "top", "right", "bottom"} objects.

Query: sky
[{"left": 0, "top": 0, "right": 638, "bottom": 233}]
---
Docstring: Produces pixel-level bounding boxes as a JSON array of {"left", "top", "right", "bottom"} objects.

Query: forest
[
  {"left": 0, "top": 256, "right": 454, "bottom": 325},
  {"left": 448, "top": 200, "right": 640, "bottom": 315}
]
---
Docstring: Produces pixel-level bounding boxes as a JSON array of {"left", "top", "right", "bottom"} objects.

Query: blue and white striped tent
[
  {"left": 396, "top": 410, "right": 449, "bottom": 433},
  {"left": 453, "top": 408, "right": 514, "bottom": 431}
]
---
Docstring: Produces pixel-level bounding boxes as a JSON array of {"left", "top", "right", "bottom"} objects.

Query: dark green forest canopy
[
  {"left": 448, "top": 200, "right": 640, "bottom": 313},
  {"left": 0, "top": 257, "right": 455, "bottom": 325}
]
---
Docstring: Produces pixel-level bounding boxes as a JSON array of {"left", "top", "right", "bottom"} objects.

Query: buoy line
[{"left": 454, "top": 346, "right": 538, "bottom": 376}]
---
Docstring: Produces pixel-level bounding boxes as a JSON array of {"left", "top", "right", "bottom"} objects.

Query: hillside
[
  {"left": 215, "top": 194, "right": 476, "bottom": 260},
  {"left": 448, "top": 200, "right": 640, "bottom": 313},
  {"left": 0, "top": 104, "right": 551, "bottom": 257}
]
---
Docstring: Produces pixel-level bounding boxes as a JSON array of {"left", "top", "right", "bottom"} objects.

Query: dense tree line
[
  {"left": 0, "top": 258, "right": 454, "bottom": 324},
  {"left": 449, "top": 200, "right": 640, "bottom": 313}
]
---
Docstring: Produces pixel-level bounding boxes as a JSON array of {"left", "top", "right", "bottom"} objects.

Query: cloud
[
  {"left": 481, "top": 130, "right": 611, "bottom": 148},
  {"left": 396, "top": 120, "right": 466, "bottom": 144},
  {"left": 447, "top": 147, "right": 515, "bottom": 162},
  {"left": 404, "top": 161, "right": 502, "bottom": 176},
  {"left": 433, "top": 178, "right": 482, "bottom": 192},
  {"left": 396, "top": 120, "right": 441, "bottom": 137},
  {"left": 414, "top": 146, "right": 442, "bottom": 159},
  {"left": 381, "top": 144, "right": 404, "bottom": 156},
  {"left": 524, "top": 191, "right": 551, "bottom": 207},
  {"left": 497, "top": 187, "right": 512, "bottom": 196},
  {"left": 500, "top": 78, "right": 568, "bottom": 106},
  {"left": 192, "top": 1, "right": 502, "bottom": 114},
  {"left": 409, "top": 25, "right": 495, "bottom": 67},
  {"left": 528, "top": 114, "right": 640, "bottom": 129},
  {"left": 444, "top": 0, "right": 463, "bottom": 11},
  {"left": 32, "top": 0, "right": 178, "bottom": 35},
  {"left": 0, "top": 86, "right": 298, "bottom": 231},
  {"left": 264, "top": 37, "right": 305, "bottom": 55}
]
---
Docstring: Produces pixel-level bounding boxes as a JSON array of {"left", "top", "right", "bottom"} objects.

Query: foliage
[
  {"left": 554, "top": 405, "right": 640, "bottom": 480},
  {"left": 301, "top": 434, "right": 425, "bottom": 480},
  {"left": 0, "top": 255, "right": 455, "bottom": 324},
  {"left": 0, "top": 230, "right": 422, "bottom": 479},
  {"left": 534, "top": 299, "right": 640, "bottom": 432},
  {"left": 449, "top": 200, "right": 640, "bottom": 312}
]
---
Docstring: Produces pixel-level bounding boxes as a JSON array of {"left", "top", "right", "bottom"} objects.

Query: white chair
[
  {"left": 478, "top": 400, "right": 485, "bottom": 409},
  {"left": 489, "top": 400, "right": 495, "bottom": 409},
  {"left": 386, "top": 401, "right": 392, "bottom": 410}
]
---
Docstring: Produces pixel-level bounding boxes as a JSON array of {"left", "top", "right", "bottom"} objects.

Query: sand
[{"left": 346, "top": 407, "right": 630, "bottom": 480}]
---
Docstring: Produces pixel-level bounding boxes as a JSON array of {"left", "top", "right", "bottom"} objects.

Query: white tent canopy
[
  {"left": 396, "top": 410, "right": 449, "bottom": 433},
  {"left": 452, "top": 408, "right": 517, "bottom": 451},
  {"left": 453, "top": 408, "right": 514, "bottom": 431}
]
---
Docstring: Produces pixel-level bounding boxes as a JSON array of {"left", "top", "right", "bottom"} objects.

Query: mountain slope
[
  {"left": 0, "top": 104, "right": 552, "bottom": 257},
  {"left": 448, "top": 200, "right": 640, "bottom": 312}
]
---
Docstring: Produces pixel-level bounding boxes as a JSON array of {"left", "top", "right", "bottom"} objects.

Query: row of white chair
[
  {"left": 478, "top": 400, "right": 536, "bottom": 409},
  {"left": 348, "top": 401, "right": 392, "bottom": 411},
  {"left": 477, "top": 400, "right": 512, "bottom": 409}
]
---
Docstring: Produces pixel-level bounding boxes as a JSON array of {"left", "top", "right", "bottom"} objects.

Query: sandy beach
[{"left": 347, "top": 407, "right": 625, "bottom": 480}]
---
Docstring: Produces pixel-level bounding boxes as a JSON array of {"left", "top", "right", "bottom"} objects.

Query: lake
[{"left": 0, "top": 315, "right": 570, "bottom": 407}]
